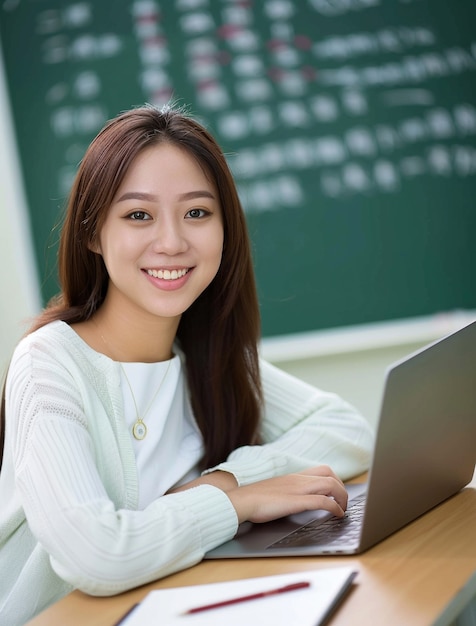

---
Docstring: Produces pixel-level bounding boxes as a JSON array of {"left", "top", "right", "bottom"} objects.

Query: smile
[{"left": 147, "top": 268, "right": 189, "bottom": 280}]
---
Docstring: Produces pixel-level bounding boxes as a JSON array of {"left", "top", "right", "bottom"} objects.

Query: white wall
[
  {"left": 0, "top": 39, "right": 474, "bottom": 424},
  {"left": 0, "top": 42, "right": 42, "bottom": 376}
]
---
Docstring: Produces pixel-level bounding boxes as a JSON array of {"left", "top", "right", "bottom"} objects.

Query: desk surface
[{"left": 27, "top": 473, "right": 476, "bottom": 626}]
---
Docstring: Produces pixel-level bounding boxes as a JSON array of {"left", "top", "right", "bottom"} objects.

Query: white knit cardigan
[{"left": 0, "top": 321, "right": 373, "bottom": 625}]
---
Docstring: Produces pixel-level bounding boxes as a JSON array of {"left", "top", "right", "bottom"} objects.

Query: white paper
[{"left": 121, "top": 567, "right": 357, "bottom": 626}]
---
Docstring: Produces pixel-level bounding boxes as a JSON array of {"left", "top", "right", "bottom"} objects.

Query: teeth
[{"left": 147, "top": 268, "right": 189, "bottom": 280}]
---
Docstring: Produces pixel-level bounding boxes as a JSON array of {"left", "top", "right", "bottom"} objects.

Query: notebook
[
  {"left": 206, "top": 319, "right": 476, "bottom": 558},
  {"left": 114, "top": 567, "right": 358, "bottom": 626}
]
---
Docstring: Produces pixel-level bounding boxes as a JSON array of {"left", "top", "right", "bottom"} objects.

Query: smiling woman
[{"left": 0, "top": 104, "right": 374, "bottom": 626}]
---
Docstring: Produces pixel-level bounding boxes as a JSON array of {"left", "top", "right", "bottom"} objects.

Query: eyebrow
[{"left": 116, "top": 190, "right": 216, "bottom": 203}]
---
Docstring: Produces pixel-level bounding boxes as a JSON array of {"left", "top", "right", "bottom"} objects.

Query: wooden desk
[{"left": 27, "top": 474, "right": 476, "bottom": 626}]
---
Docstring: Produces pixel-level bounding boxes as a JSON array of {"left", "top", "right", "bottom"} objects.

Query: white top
[{"left": 120, "top": 357, "right": 202, "bottom": 508}]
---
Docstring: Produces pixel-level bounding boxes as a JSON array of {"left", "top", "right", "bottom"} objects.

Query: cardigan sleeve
[
  {"left": 208, "top": 359, "right": 374, "bottom": 485},
  {"left": 6, "top": 335, "right": 238, "bottom": 597}
]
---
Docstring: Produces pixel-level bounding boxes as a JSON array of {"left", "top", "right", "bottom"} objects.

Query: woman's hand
[
  {"left": 227, "top": 465, "right": 347, "bottom": 524},
  {"left": 167, "top": 465, "right": 347, "bottom": 525}
]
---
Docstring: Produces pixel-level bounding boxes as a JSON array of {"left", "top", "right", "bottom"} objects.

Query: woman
[{"left": 0, "top": 104, "right": 373, "bottom": 625}]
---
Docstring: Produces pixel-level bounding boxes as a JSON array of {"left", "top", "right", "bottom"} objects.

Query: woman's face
[{"left": 95, "top": 143, "right": 224, "bottom": 324}]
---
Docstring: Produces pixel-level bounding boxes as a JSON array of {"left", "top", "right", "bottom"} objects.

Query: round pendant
[{"left": 132, "top": 419, "right": 147, "bottom": 440}]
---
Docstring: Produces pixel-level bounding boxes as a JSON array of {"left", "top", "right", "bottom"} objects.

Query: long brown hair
[{"left": 1, "top": 105, "right": 262, "bottom": 470}]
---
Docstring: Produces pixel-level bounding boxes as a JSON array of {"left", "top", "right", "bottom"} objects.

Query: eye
[
  {"left": 186, "top": 208, "right": 209, "bottom": 219},
  {"left": 127, "top": 210, "right": 151, "bottom": 221}
]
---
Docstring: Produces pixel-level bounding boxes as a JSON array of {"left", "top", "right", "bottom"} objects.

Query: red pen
[{"left": 184, "top": 580, "right": 311, "bottom": 614}]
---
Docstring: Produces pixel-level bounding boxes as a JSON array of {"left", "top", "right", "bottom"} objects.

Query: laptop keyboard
[{"left": 267, "top": 492, "right": 366, "bottom": 549}]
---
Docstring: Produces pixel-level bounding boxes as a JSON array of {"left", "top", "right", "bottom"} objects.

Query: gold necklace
[
  {"left": 94, "top": 320, "right": 172, "bottom": 441},
  {"left": 120, "top": 360, "right": 172, "bottom": 440}
]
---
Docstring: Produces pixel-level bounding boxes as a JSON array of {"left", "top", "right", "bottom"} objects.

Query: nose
[{"left": 151, "top": 216, "right": 188, "bottom": 255}]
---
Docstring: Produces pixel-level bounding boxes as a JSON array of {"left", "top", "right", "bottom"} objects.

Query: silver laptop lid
[{"left": 359, "top": 319, "right": 476, "bottom": 550}]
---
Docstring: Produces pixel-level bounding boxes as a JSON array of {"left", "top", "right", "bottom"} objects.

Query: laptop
[{"left": 206, "top": 319, "right": 476, "bottom": 558}]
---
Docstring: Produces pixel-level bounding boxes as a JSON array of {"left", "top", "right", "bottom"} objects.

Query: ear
[{"left": 87, "top": 236, "right": 102, "bottom": 255}]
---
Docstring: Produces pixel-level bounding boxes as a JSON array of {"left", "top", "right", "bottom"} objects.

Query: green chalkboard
[{"left": 1, "top": 0, "right": 476, "bottom": 337}]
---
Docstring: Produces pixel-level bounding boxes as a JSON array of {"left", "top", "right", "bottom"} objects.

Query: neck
[{"left": 91, "top": 303, "right": 179, "bottom": 363}]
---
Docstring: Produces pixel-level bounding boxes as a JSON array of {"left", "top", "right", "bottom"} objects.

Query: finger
[
  {"left": 298, "top": 465, "right": 345, "bottom": 486},
  {"left": 295, "top": 475, "right": 348, "bottom": 512},
  {"left": 311, "top": 494, "right": 346, "bottom": 518},
  {"left": 289, "top": 493, "right": 346, "bottom": 518},
  {"left": 245, "top": 492, "right": 346, "bottom": 523},
  {"left": 321, "top": 477, "right": 348, "bottom": 511}
]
